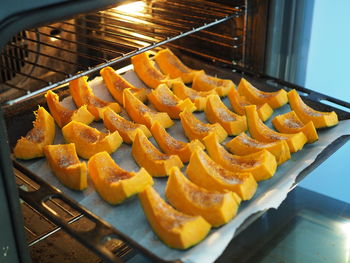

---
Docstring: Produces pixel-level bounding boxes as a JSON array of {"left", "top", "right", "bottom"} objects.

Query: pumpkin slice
[
  {"left": 192, "top": 71, "right": 233, "bottom": 97},
  {"left": 179, "top": 111, "right": 227, "bottom": 143},
  {"left": 103, "top": 107, "right": 151, "bottom": 144},
  {"left": 150, "top": 121, "right": 204, "bottom": 163},
  {"left": 139, "top": 186, "right": 211, "bottom": 249},
  {"left": 147, "top": 84, "right": 196, "bottom": 119},
  {"left": 205, "top": 94, "right": 247, "bottom": 135},
  {"left": 227, "top": 86, "right": 273, "bottom": 121},
  {"left": 203, "top": 133, "right": 277, "bottom": 181},
  {"left": 171, "top": 80, "right": 216, "bottom": 111},
  {"left": 69, "top": 76, "right": 121, "bottom": 120},
  {"left": 154, "top": 48, "right": 202, "bottom": 83},
  {"left": 88, "top": 151, "right": 153, "bottom": 204},
  {"left": 131, "top": 51, "right": 169, "bottom": 89},
  {"left": 45, "top": 90, "right": 95, "bottom": 128},
  {"left": 62, "top": 121, "right": 122, "bottom": 159},
  {"left": 123, "top": 88, "right": 174, "bottom": 129},
  {"left": 14, "top": 107, "right": 55, "bottom": 159},
  {"left": 272, "top": 111, "right": 318, "bottom": 143},
  {"left": 245, "top": 105, "right": 307, "bottom": 153},
  {"left": 287, "top": 89, "right": 339, "bottom": 128},
  {"left": 132, "top": 130, "right": 183, "bottom": 177},
  {"left": 43, "top": 143, "right": 87, "bottom": 191},
  {"left": 186, "top": 149, "right": 257, "bottom": 200},
  {"left": 237, "top": 78, "right": 288, "bottom": 109},
  {"left": 100, "top": 66, "right": 147, "bottom": 104},
  {"left": 166, "top": 167, "right": 241, "bottom": 227},
  {"left": 226, "top": 133, "right": 291, "bottom": 165}
]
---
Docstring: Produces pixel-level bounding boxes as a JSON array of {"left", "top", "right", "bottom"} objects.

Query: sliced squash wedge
[
  {"left": 132, "top": 130, "right": 183, "bottom": 177},
  {"left": 245, "top": 105, "right": 307, "bottom": 153},
  {"left": 227, "top": 86, "right": 273, "bottom": 121},
  {"left": 154, "top": 48, "right": 202, "bottom": 83},
  {"left": 123, "top": 88, "right": 173, "bottom": 129},
  {"left": 272, "top": 111, "right": 318, "bottom": 143},
  {"left": 147, "top": 84, "right": 196, "bottom": 119},
  {"left": 205, "top": 94, "right": 247, "bottom": 135},
  {"left": 62, "top": 121, "right": 122, "bottom": 159},
  {"left": 69, "top": 76, "right": 121, "bottom": 120},
  {"left": 150, "top": 121, "right": 204, "bottom": 163},
  {"left": 14, "top": 107, "right": 55, "bottom": 159},
  {"left": 100, "top": 66, "right": 148, "bottom": 104},
  {"left": 226, "top": 133, "right": 291, "bottom": 165},
  {"left": 237, "top": 78, "right": 288, "bottom": 109},
  {"left": 139, "top": 186, "right": 211, "bottom": 249},
  {"left": 192, "top": 71, "right": 233, "bottom": 96},
  {"left": 43, "top": 143, "right": 87, "bottom": 191},
  {"left": 288, "top": 89, "right": 339, "bottom": 128},
  {"left": 171, "top": 80, "right": 216, "bottom": 111},
  {"left": 179, "top": 111, "right": 227, "bottom": 143},
  {"left": 102, "top": 107, "right": 151, "bottom": 144},
  {"left": 166, "top": 167, "right": 241, "bottom": 227},
  {"left": 88, "top": 151, "right": 153, "bottom": 205},
  {"left": 186, "top": 149, "right": 257, "bottom": 200}
]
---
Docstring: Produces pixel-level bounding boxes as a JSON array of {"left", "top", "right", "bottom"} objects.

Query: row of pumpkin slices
[{"left": 13, "top": 48, "right": 339, "bottom": 250}]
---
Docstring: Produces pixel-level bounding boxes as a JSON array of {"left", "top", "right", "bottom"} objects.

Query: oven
[{"left": 1, "top": 1, "right": 350, "bottom": 263}]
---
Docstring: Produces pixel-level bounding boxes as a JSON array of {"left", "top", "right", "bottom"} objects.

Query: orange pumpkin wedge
[
  {"left": 203, "top": 133, "right": 277, "bottom": 181},
  {"left": 226, "top": 133, "right": 291, "bottom": 165},
  {"left": 14, "top": 107, "right": 55, "bottom": 159},
  {"left": 132, "top": 130, "right": 183, "bottom": 177},
  {"left": 62, "top": 121, "right": 122, "bottom": 159},
  {"left": 100, "top": 66, "right": 147, "bottom": 104},
  {"left": 147, "top": 84, "right": 196, "bottom": 119},
  {"left": 205, "top": 94, "right": 247, "bottom": 135},
  {"left": 150, "top": 121, "right": 204, "bottom": 163},
  {"left": 166, "top": 167, "right": 241, "bottom": 227},
  {"left": 171, "top": 80, "right": 216, "bottom": 111},
  {"left": 45, "top": 90, "right": 94, "bottom": 128},
  {"left": 186, "top": 149, "right": 257, "bottom": 200},
  {"left": 245, "top": 105, "right": 307, "bottom": 153},
  {"left": 123, "top": 88, "right": 174, "bottom": 129},
  {"left": 179, "top": 111, "right": 227, "bottom": 143},
  {"left": 88, "top": 151, "right": 153, "bottom": 205},
  {"left": 103, "top": 107, "right": 151, "bottom": 144},
  {"left": 237, "top": 78, "right": 288, "bottom": 109},
  {"left": 43, "top": 143, "right": 87, "bottom": 191},
  {"left": 69, "top": 76, "right": 121, "bottom": 120},
  {"left": 227, "top": 86, "right": 273, "bottom": 121},
  {"left": 154, "top": 48, "right": 202, "bottom": 83},
  {"left": 288, "top": 89, "right": 339, "bottom": 128},
  {"left": 272, "top": 111, "right": 318, "bottom": 143},
  {"left": 192, "top": 71, "right": 233, "bottom": 96},
  {"left": 139, "top": 186, "right": 211, "bottom": 249}
]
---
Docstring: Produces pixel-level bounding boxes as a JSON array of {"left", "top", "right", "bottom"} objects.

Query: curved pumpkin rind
[
  {"left": 45, "top": 90, "right": 74, "bottom": 128},
  {"left": 225, "top": 133, "right": 291, "bottom": 165},
  {"left": 62, "top": 121, "right": 122, "bottom": 159},
  {"left": 139, "top": 186, "right": 211, "bottom": 249},
  {"left": 43, "top": 143, "right": 87, "bottom": 191},
  {"left": 205, "top": 94, "right": 247, "bottom": 135},
  {"left": 287, "top": 89, "right": 339, "bottom": 128},
  {"left": 14, "top": 107, "right": 55, "bottom": 159},
  {"left": 186, "top": 149, "right": 258, "bottom": 200},
  {"left": 166, "top": 167, "right": 241, "bottom": 227},
  {"left": 203, "top": 133, "right": 277, "bottom": 181},
  {"left": 245, "top": 105, "right": 307, "bottom": 153},
  {"left": 272, "top": 111, "right": 318, "bottom": 143},
  {"left": 88, "top": 151, "right": 153, "bottom": 205},
  {"left": 192, "top": 71, "right": 233, "bottom": 97},
  {"left": 132, "top": 130, "right": 183, "bottom": 177},
  {"left": 151, "top": 121, "right": 204, "bottom": 163},
  {"left": 237, "top": 78, "right": 288, "bottom": 109},
  {"left": 179, "top": 111, "right": 227, "bottom": 143}
]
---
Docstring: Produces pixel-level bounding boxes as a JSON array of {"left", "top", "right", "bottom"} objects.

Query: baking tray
[{"left": 5, "top": 61, "right": 350, "bottom": 263}]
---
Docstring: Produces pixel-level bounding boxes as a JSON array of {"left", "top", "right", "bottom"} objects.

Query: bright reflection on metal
[
  {"left": 114, "top": 1, "right": 146, "bottom": 14},
  {"left": 338, "top": 221, "right": 350, "bottom": 262}
]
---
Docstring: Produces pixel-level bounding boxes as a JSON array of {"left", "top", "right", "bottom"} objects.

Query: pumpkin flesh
[{"left": 192, "top": 71, "right": 233, "bottom": 96}]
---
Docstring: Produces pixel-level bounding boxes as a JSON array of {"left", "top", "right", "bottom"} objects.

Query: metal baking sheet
[{"left": 18, "top": 67, "right": 350, "bottom": 263}]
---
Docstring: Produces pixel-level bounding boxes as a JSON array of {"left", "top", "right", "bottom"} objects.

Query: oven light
[
  {"left": 114, "top": 1, "right": 146, "bottom": 14},
  {"left": 338, "top": 221, "right": 350, "bottom": 262}
]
